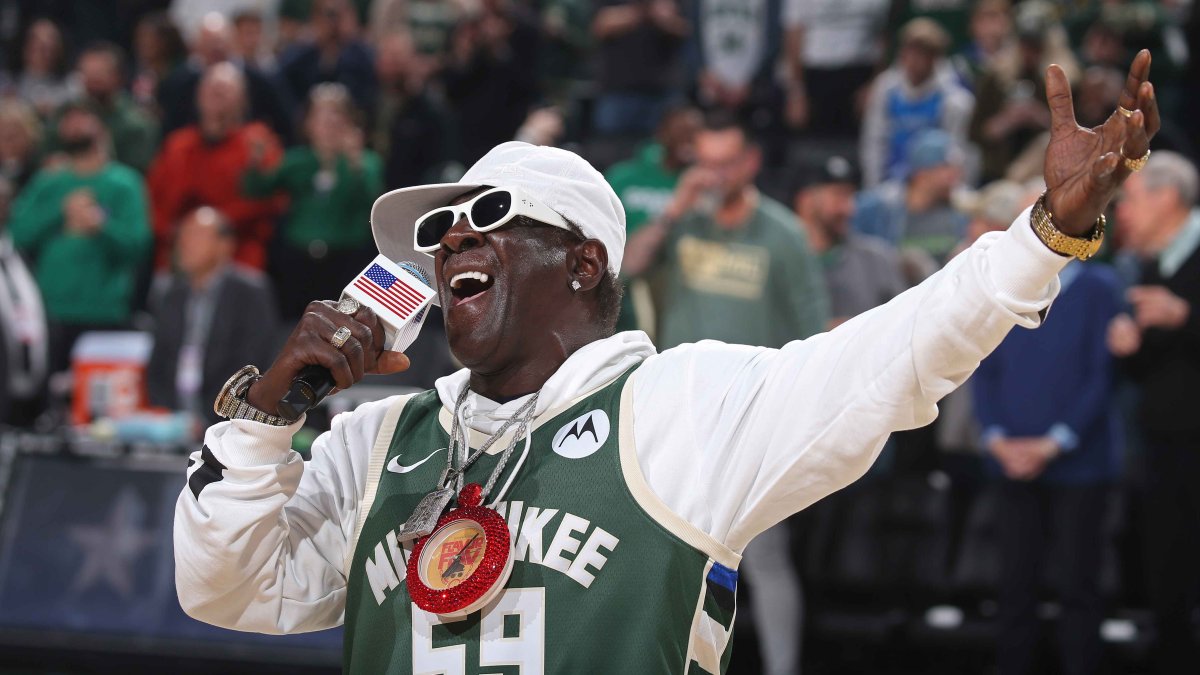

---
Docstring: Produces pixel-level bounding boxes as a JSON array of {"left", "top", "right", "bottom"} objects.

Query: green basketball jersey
[{"left": 343, "top": 368, "right": 742, "bottom": 674}]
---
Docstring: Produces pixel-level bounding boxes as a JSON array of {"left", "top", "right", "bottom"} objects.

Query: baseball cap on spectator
[
  {"left": 899, "top": 18, "right": 951, "bottom": 54},
  {"left": 906, "top": 129, "right": 964, "bottom": 174},
  {"left": 790, "top": 155, "right": 861, "bottom": 195},
  {"left": 371, "top": 142, "right": 627, "bottom": 307}
]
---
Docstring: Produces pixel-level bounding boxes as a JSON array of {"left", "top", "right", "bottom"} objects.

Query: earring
[{"left": 570, "top": 279, "right": 582, "bottom": 292}]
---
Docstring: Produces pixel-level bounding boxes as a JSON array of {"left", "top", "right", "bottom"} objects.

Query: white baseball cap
[{"left": 371, "top": 142, "right": 627, "bottom": 307}]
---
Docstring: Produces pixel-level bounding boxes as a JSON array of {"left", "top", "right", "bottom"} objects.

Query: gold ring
[
  {"left": 336, "top": 297, "right": 361, "bottom": 315},
  {"left": 1117, "top": 105, "right": 1135, "bottom": 118},
  {"left": 330, "top": 326, "right": 353, "bottom": 349},
  {"left": 1122, "top": 148, "right": 1151, "bottom": 172}
]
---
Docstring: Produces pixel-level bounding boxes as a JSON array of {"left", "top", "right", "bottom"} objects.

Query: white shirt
[
  {"left": 174, "top": 208, "right": 1065, "bottom": 632},
  {"left": 783, "top": 0, "right": 889, "bottom": 69},
  {"left": 700, "top": 0, "right": 770, "bottom": 87}
]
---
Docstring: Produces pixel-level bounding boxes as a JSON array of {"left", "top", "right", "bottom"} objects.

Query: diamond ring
[
  {"left": 330, "top": 326, "right": 353, "bottom": 349},
  {"left": 336, "top": 297, "right": 361, "bottom": 315}
]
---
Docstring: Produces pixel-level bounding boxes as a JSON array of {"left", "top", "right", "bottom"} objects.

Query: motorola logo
[{"left": 551, "top": 410, "right": 610, "bottom": 459}]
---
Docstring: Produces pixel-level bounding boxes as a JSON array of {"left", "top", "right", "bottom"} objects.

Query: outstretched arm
[{"left": 632, "top": 52, "right": 1161, "bottom": 552}]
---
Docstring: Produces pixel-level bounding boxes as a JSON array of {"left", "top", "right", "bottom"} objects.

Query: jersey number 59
[{"left": 412, "top": 587, "right": 546, "bottom": 674}]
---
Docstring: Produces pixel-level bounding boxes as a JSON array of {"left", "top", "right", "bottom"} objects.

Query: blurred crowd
[{"left": 0, "top": 0, "right": 1199, "bottom": 673}]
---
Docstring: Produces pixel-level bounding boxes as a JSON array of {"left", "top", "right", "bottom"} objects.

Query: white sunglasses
[{"left": 413, "top": 186, "right": 572, "bottom": 254}]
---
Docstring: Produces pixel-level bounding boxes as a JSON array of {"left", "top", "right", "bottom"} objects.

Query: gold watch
[
  {"left": 1030, "top": 192, "right": 1105, "bottom": 261},
  {"left": 214, "top": 365, "right": 294, "bottom": 426}
]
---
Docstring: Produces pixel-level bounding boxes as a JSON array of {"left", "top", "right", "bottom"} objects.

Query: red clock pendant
[{"left": 406, "top": 483, "right": 515, "bottom": 617}]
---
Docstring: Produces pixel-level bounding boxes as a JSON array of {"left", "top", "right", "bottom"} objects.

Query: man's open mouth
[{"left": 449, "top": 270, "right": 496, "bottom": 306}]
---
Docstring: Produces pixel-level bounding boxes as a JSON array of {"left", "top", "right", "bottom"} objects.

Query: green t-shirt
[
  {"left": 606, "top": 144, "right": 682, "bottom": 333},
  {"left": 656, "top": 196, "right": 830, "bottom": 350},
  {"left": 9, "top": 162, "right": 151, "bottom": 324},
  {"left": 242, "top": 146, "right": 383, "bottom": 251},
  {"left": 606, "top": 144, "right": 682, "bottom": 234},
  {"left": 344, "top": 368, "right": 741, "bottom": 674}
]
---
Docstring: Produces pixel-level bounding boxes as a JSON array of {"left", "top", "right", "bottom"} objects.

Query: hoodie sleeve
[
  {"left": 631, "top": 207, "right": 1070, "bottom": 553},
  {"left": 173, "top": 395, "right": 405, "bottom": 633}
]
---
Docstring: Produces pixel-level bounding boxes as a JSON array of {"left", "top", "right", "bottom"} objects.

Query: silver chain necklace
[
  {"left": 396, "top": 387, "right": 540, "bottom": 543},
  {"left": 441, "top": 386, "right": 541, "bottom": 502}
]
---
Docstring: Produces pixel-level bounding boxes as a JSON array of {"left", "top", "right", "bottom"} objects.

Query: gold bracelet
[{"left": 1029, "top": 192, "right": 1105, "bottom": 261}]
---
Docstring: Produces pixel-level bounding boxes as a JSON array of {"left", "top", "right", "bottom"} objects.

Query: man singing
[{"left": 175, "top": 53, "right": 1160, "bottom": 674}]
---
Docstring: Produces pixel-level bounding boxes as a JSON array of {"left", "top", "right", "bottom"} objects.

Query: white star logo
[{"left": 68, "top": 486, "right": 158, "bottom": 599}]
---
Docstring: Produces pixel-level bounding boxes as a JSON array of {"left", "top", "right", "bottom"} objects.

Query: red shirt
[{"left": 148, "top": 122, "right": 286, "bottom": 270}]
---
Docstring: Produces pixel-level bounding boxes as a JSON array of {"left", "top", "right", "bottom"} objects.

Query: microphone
[{"left": 277, "top": 256, "right": 437, "bottom": 420}]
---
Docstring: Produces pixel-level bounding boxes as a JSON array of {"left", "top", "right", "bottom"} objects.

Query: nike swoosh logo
[{"left": 386, "top": 449, "right": 441, "bottom": 474}]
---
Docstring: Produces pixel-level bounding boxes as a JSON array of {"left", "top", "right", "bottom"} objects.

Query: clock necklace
[{"left": 397, "top": 387, "right": 540, "bottom": 617}]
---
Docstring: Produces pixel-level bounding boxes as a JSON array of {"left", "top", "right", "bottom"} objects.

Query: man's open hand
[{"left": 1043, "top": 50, "right": 1160, "bottom": 235}]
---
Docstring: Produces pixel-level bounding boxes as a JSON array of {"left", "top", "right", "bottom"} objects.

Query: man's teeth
[{"left": 450, "top": 271, "right": 490, "bottom": 290}]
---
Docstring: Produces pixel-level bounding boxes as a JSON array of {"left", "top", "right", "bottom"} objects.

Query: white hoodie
[{"left": 174, "top": 208, "right": 1066, "bottom": 633}]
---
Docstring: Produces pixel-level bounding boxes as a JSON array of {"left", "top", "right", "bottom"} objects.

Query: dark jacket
[
  {"left": 278, "top": 40, "right": 378, "bottom": 115},
  {"left": 146, "top": 267, "right": 281, "bottom": 424},
  {"left": 1123, "top": 240, "right": 1200, "bottom": 441}
]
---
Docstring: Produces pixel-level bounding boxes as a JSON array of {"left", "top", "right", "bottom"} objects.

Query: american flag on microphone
[
  {"left": 342, "top": 255, "right": 436, "bottom": 352},
  {"left": 353, "top": 262, "right": 428, "bottom": 319}
]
